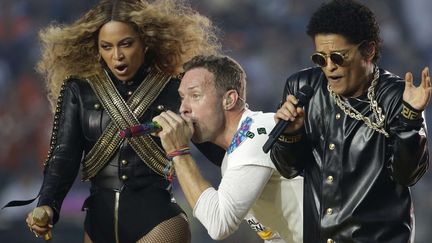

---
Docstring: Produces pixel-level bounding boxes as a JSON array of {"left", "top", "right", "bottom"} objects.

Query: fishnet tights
[
  {"left": 136, "top": 213, "right": 190, "bottom": 243},
  {"left": 83, "top": 214, "right": 190, "bottom": 243}
]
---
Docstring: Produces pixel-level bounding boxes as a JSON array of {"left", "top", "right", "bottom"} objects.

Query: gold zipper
[{"left": 114, "top": 191, "right": 120, "bottom": 243}]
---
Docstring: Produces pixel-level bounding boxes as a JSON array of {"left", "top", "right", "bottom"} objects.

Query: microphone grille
[
  {"left": 32, "top": 207, "right": 50, "bottom": 226},
  {"left": 296, "top": 85, "right": 314, "bottom": 106}
]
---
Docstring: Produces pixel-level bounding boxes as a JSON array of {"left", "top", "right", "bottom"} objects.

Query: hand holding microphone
[
  {"left": 152, "top": 110, "right": 194, "bottom": 154},
  {"left": 26, "top": 206, "right": 53, "bottom": 241},
  {"left": 262, "top": 85, "right": 313, "bottom": 153},
  {"left": 119, "top": 110, "right": 193, "bottom": 153}
]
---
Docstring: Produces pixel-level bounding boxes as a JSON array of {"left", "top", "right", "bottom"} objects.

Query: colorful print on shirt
[{"left": 227, "top": 117, "right": 253, "bottom": 154}]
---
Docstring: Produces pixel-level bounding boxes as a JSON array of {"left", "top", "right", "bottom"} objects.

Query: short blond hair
[{"left": 183, "top": 55, "right": 246, "bottom": 104}]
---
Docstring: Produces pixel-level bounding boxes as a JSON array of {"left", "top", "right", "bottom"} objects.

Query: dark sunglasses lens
[
  {"left": 311, "top": 54, "right": 326, "bottom": 67},
  {"left": 330, "top": 53, "right": 344, "bottom": 66}
]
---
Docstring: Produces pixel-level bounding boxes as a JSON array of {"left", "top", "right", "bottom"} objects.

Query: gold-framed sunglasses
[{"left": 311, "top": 41, "right": 366, "bottom": 67}]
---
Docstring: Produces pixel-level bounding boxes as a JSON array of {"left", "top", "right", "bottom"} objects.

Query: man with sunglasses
[{"left": 270, "top": 0, "right": 430, "bottom": 242}]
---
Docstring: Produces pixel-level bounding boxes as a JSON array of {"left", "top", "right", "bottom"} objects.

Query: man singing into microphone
[
  {"left": 270, "top": 1, "right": 430, "bottom": 242},
  {"left": 152, "top": 55, "right": 303, "bottom": 242}
]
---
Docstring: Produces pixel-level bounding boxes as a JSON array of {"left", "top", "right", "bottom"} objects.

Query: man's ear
[
  {"left": 362, "top": 41, "right": 376, "bottom": 61},
  {"left": 223, "top": 90, "right": 238, "bottom": 110}
]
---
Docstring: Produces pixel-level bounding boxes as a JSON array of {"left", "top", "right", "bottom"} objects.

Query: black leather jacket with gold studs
[{"left": 271, "top": 67, "right": 429, "bottom": 243}]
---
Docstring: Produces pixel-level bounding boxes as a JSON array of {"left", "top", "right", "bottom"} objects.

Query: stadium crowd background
[{"left": 0, "top": 0, "right": 431, "bottom": 242}]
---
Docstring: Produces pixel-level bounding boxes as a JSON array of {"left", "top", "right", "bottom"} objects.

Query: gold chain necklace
[{"left": 327, "top": 67, "right": 389, "bottom": 137}]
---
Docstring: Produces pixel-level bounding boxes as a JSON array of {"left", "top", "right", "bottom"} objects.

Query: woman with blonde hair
[{"left": 19, "top": 0, "right": 220, "bottom": 242}]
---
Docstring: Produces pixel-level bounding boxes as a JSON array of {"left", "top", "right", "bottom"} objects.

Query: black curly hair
[{"left": 306, "top": 0, "right": 381, "bottom": 62}]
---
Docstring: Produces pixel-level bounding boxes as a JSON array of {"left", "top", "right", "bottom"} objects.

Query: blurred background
[{"left": 0, "top": 0, "right": 431, "bottom": 242}]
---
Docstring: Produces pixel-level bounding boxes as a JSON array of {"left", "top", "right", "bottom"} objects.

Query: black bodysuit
[{"left": 37, "top": 67, "right": 220, "bottom": 242}]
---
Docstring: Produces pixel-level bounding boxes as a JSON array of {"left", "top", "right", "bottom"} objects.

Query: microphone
[
  {"left": 31, "top": 207, "right": 52, "bottom": 241},
  {"left": 262, "top": 85, "right": 313, "bottom": 153},
  {"left": 119, "top": 121, "right": 162, "bottom": 138}
]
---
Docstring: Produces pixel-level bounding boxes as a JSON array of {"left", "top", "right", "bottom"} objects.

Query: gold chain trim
[
  {"left": 328, "top": 67, "right": 389, "bottom": 137},
  {"left": 82, "top": 69, "right": 171, "bottom": 180},
  {"left": 44, "top": 80, "right": 68, "bottom": 166}
]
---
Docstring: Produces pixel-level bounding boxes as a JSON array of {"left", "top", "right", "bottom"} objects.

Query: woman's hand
[{"left": 25, "top": 206, "right": 53, "bottom": 238}]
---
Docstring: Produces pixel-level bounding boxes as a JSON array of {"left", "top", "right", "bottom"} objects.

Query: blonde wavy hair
[{"left": 37, "top": 0, "right": 221, "bottom": 111}]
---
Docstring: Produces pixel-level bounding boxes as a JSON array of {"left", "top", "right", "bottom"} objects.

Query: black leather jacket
[
  {"left": 36, "top": 69, "right": 223, "bottom": 224},
  {"left": 271, "top": 67, "right": 429, "bottom": 243}
]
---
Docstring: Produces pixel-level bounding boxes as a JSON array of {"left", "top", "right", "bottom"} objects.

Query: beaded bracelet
[
  {"left": 166, "top": 146, "right": 191, "bottom": 160},
  {"left": 163, "top": 161, "right": 174, "bottom": 182}
]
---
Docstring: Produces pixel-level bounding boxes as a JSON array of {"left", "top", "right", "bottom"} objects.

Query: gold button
[
  {"left": 327, "top": 175, "right": 334, "bottom": 183},
  {"left": 329, "top": 143, "right": 335, "bottom": 150},
  {"left": 121, "top": 175, "right": 128, "bottom": 180},
  {"left": 335, "top": 113, "right": 341, "bottom": 119},
  {"left": 121, "top": 160, "right": 128, "bottom": 165},
  {"left": 157, "top": 105, "right": 165, "bottom": 111},
  {"left": 94, "top": 103, "right": 101, "bottom": 109},
  {"left": 327, "top": 239, "right": 334, "bottom": 243},
  {"left": 326, "top": 208, "right": 333, "bottom": 215},
  {"left": 127, "top": 91, "right": 133, "bottom": 96}
]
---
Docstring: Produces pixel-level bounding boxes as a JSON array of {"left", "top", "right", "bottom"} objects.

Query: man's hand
[
  {"left": 154, "top": 110, "right": 211, "bottom": 208},
  {"left": 153, "top": 110, "right": 194, "bottom": 153},
  {"left": 403, "top": 67, "right": 431, "bottom": 111},
  {"left": 26, "top": 206, "right": 53, "bottom": 238},
  {"left": 274, "top": 95, "right": 305, "bottom": 134}
]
